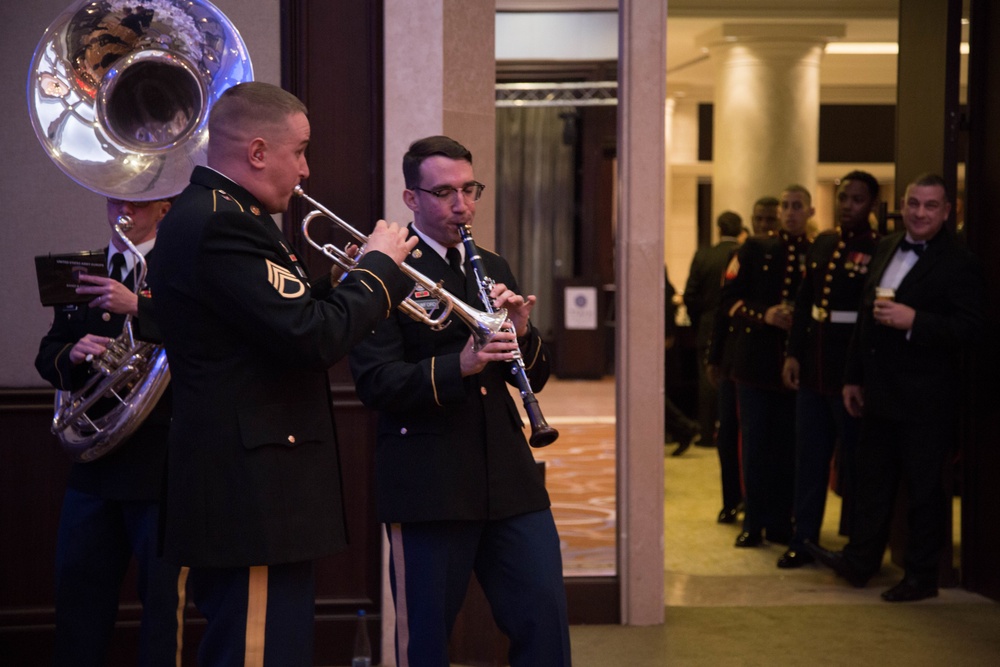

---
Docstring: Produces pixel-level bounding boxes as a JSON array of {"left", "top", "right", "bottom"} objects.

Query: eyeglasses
[{"left": 412, "top": 181, "right": 486, "bottom": 203}]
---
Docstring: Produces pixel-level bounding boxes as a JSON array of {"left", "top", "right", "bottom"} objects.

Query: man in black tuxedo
[
  {"left": 684, "top": 210, "right": 742, "bottom": 446},
  {"left": 809, "top": 173, "right": 984, "bottom": 602},
  {"left": 36, "top": 196, "right": 185, "bottom": 666},
  {"left": 148, "top": 82, "right": 416, "bottom": 665},
  {"left": 349, "top": 136, "right": 571, "bottom": 666}
]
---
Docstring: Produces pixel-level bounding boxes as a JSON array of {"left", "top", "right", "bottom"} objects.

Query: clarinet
[{"left": 458, "top": 225, "right": 559, "bottom": 448}]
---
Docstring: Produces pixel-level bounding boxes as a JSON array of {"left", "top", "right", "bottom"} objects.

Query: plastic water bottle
[{"left": 352, "top": 609, "right": 372, "bottom": 667}]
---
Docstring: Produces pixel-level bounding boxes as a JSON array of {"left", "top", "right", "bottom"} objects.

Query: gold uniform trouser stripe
[
  {"left": 389, "top": 524, "right": 411, "bottom": 667},
  {"left": 174, "top": 566, "right": 190, "bottom": 667},
  {"left": 244, "top": 565, "right": 268, "bottom": 667}
]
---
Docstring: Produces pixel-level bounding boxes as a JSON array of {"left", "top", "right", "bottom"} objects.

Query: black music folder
[{"left": 34, "top": 251, "right": 108, "bottom": 306}]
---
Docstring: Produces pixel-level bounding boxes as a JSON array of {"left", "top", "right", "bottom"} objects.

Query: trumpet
[
  {"left": 295, "top": 186, "right": 508, "bottom": 346},
  {"left": 458, "top": 225, "right": 559, "bottom": 448}
]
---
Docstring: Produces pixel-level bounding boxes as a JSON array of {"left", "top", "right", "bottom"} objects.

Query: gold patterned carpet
[{"left": 531, "top": 422, "right": 617, "bottom": 575}]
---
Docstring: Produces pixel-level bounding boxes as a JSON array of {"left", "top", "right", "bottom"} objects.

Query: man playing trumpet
[{"left": 148, "top": 81, "right": 416, "bottom": 666}]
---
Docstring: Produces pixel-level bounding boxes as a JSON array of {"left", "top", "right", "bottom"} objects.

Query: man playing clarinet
[{"left": 349, "top": 135, "right": 571, "bottom": 667}]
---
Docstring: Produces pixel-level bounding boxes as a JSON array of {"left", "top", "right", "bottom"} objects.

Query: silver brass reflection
[{"left": 27, "top": 0, "right": 254, "bottom": 201}]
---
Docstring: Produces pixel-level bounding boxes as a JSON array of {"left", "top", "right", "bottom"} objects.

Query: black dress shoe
[
  {"left": 717, "top": 507, "right": 739, "bottom": 524},
  {"left": 734, "top": 531, "right": 763, "bottom": 548},
  {"left": 804, "top": 543, "right": 869, "bottom": 588},
  {"left": 776, "top": 548, "right": 815, "bottom": 569},
  {"left": 671, "top": 426, "right": 701, "bottom": 456},
  {"left": 881, "top": 579, "right": 938, "bottom": 602}
]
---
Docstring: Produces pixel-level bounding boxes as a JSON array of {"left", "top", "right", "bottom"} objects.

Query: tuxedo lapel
[
  {"left": 869, "top": 234, "right": 902, "bottom": 286},
  {"left": 895, "top": 233, "right": 949, "bottom": 301}
]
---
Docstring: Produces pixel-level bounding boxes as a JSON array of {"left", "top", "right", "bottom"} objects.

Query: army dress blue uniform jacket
[
  {"left": 148, "top": 166, "right": 412, "bottom": 568},
  {"left": 36, "top": 248, "right": 170, "bottom": 500},
  {"left": 349, "top": 229, "right": 551, "bottom": 524}
]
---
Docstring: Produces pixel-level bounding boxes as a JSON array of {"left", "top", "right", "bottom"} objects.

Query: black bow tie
[{"left": 898, "top": 239, "right": 926, "bottom": 256}]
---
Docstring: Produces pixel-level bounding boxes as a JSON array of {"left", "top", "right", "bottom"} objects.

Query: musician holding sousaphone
[
  {"left": 348, "top": 136, "right": 571, "bottom": 667},
  {"left": 34, "top": 195, "right": 185, "bottom": 666}
]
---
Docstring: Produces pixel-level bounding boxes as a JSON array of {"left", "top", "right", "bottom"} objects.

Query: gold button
[
  {"left": 412, "top": 249, "right": 423, "bottom": 259},
  {"left": 251, "top": 205, "right": 261, "bottom": 215},
  {"left": 102, "top": 312, "right": 111, "bottom": 322},
  {"left": 400, "top": 427, "right": 408, "bottom": 435},
  {"left": 480, "top": 386, "right": 488, "bottom": 396},
  {"left": 287, "top": 435, "right": 296, "bottom": 444}
]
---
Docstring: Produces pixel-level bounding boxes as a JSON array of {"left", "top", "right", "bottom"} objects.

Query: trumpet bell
[{"left": 27, "top": 0, "right": 253, "bottom": 201}]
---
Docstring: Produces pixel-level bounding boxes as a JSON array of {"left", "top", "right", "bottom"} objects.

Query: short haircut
[
  {"left": 782, "top": 184, "right": 812, "bottom": 205},
  {"left": 753, "top": 196, "right": 779, "bottom": 209},
  {"left": 840, "top": 170, "right": 880, "bottom": 201},
  {"left": 908, "top": 172, "right": 950, "bottom": 203},
  {"left": 403, "top": 136, "right": 473, "bottom": 189},
  {"left": 208, "top": 82, "right": 307, "bottom": 142},
  {"left": 716, "top": 211, "right": 742, "bottom": 237}
]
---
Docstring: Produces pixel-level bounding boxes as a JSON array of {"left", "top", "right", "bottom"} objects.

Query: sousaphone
[{"left": 27, "top": 0, "right": 253, "bottom": 461}]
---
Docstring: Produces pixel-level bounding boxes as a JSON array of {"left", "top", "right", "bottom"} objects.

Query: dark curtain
[{"left": 495, "top": 106, "right": 576, "bottom": 338}]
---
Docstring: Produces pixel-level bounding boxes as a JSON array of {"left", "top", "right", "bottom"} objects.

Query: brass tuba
[{"left": 28, "top": 0, "right": 253, "bottom": 460}]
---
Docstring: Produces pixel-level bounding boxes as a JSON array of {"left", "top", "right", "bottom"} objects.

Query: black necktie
[
  {"left": 446, "top": 247, "right": 464, "bottom": 276},
  {"left": 110, "top": 252, "right": 127, "bottom": 281},
  {"left": 110, "top": 252, "right": 133, "bottom": 290},
  {"left": 446, "top": 247, "right": 467, "bottom": 299},
  {"left": 898, "top": 239, "right": 925, "bottom": 256}
]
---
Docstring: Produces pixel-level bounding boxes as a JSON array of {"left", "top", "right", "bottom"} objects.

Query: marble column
[
  {"left": 618, "top": 0, "right": 668, "bottom": 626},
  {"left": 698, "top": 24, "right": 844, "bottom": 218},
  {"left": 383, "top": 0, "right": 496, "bottom": 240}
]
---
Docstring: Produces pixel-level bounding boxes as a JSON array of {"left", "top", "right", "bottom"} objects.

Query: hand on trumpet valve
[
  {"left": 460, "top": 328, "right": 518, "bottom": 377},
  {"left": 70, "top": 334, "right": 113, "bottom": 365},
  {"left": 365, "top": 220, "right": 419, "bottom": 265},
  {"left": 489, "top": 282, "right": 536, "bottom": 337}
]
